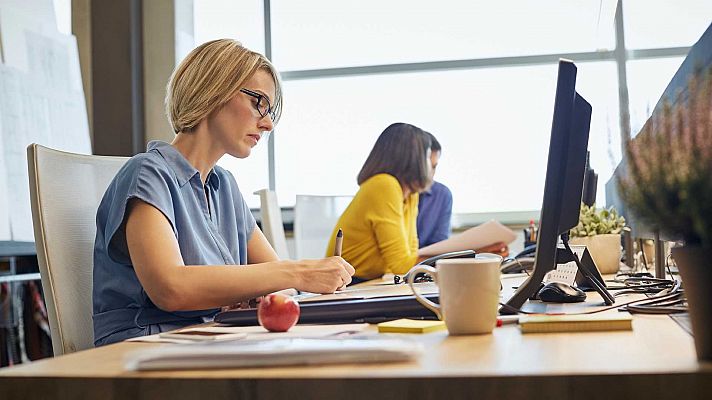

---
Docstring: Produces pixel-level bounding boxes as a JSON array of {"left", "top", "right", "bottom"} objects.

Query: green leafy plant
[
  {"left": 570, "top": 203, "right": 626, "bottom": 238},
  {"left": 617, "top": 66, "right": 712, "bottom": 248}
]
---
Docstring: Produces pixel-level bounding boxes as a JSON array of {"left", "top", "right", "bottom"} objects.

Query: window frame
[{"left": 189, "top": 0, "right": 694, "bottom": 226}]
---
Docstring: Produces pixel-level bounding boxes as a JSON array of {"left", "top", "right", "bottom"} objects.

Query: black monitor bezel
[{"left": 501, "top": 59, "right": 592, "bottom": 314}]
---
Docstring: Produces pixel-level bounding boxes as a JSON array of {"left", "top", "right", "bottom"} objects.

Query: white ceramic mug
[{"left": 408, "top": 254, "right": 502, "bottom": 335}]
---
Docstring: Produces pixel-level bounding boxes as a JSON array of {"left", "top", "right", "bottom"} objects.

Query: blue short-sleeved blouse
[{"left": 92, "top": 141, "right": 256, "bottom": 346}]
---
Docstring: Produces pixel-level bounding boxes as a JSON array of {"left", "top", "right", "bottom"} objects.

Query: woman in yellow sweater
[{"left": 326, "top": 123, "right": 432, "bottom": 283}]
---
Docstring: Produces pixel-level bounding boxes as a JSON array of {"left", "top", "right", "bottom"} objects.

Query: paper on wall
[
  {"left": 0, "top": 3, "right": 91, "bottom": 241},
  {"left": 0, "top": 110, "right": 10, "bottom": 240},
  {"left": 0, "top": 65, "right": 35, "bottom": 241},
  {"left": 418, "top": 220, "right": 517, "bottom": 256},
  {"left": 0, "top": 0, "right": 56, "bottom": 26},
  {"left": 0, "top": 0, "right": 59, "bottom": 71}
]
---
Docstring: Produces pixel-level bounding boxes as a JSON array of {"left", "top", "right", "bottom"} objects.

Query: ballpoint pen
[
  {"left": 334, "top": 228, "right": 345, "bottom": 291},
  {"left": 333, "top": 228, "right": 343, "bottom": 257}
]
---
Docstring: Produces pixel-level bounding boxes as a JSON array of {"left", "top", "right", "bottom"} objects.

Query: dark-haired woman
[{"left": 326, "top": 123, "right": 432, "bottom": 283}]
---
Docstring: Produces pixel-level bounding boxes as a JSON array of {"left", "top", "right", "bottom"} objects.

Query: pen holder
[{"left": 523, "top": 228, "right": 537, "bottom": 248}]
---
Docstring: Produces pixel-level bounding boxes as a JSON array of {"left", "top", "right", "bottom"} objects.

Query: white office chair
[
  {"left": 294, "top": 194, "right": 353, "bottom": 259},
  {"left": 27, "top": 144, "right": 128, "bottom": 355},
  {"left": 254, "top": 189, "right": 290, "bottom": 259}
]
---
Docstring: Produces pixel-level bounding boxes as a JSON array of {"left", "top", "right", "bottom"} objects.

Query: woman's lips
[{"left": 248, "top": 134, "right": 260, "bottom": 145}]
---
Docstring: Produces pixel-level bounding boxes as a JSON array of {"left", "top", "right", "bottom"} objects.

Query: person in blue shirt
[
  {"left": 416, "top": 133, "right": 453, "bottom": 247},
  {"left": 92, "top": 39, "right": 354, "bottom": 346}
]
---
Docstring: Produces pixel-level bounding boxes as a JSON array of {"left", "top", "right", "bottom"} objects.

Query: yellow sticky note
[{"left": 377, "top": 319, "right": 446, "bottom": 333}]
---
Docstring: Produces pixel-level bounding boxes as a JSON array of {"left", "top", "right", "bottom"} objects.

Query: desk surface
[{"left": 1, "top": 275, "right": 711, "bottom": 400}]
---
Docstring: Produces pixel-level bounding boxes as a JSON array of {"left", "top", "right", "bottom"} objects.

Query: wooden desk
[{"left": 1, "top": 275, "right": 711, "bottom": 400}]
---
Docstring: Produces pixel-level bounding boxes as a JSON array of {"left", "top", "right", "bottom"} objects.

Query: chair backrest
[
  {"left": 27, "top": 144, "right": 128, "bottom": 355},
  {"left": 254, "top": 189, "right": 290, "bottom": 259},
  {"left": 294, "top": 195, "right": 353, "bottom": 259}
]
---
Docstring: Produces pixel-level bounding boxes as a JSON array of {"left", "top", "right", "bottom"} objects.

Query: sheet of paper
[
  {"left": 0, "top": 65, "right": 35, "bottom": 241},
  {"left": 545, "top": 245, "right": 586, "bottom": 285},
  {"left": 126, "top": 323, "right": 370, "bottom": 344},
  {"left": 0, "top": 112, "right": 10, "bottom": 240},
  {"left": 298, "top": 282, "right": 439, "bottom": 303},
  {"left": 0, "top": 1, "right": 59, "bottom": 71},
  {"left": 0, "top": 0, "right": 56, "bottom": 25},
  {"left": 125, "top": 336, "right": 422, "bottom": 371},
  {"left": 0, "top": 17, "right": 90, "bottom": 240},
  {"left": 418, "top": 220, "right": 517, "bottom": 256}
]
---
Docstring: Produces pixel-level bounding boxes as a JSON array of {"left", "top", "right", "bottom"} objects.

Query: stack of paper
[
  {"left": 126, "top": 324, "right": 369, "bottom": 344},
  {"left": 124, "top": 337, "right": 422, "bottom": 371}
]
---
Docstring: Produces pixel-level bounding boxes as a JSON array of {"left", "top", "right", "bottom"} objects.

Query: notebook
[
  {"left": 215, "top": 294, "right": 440, "bottom": 325},
  {"left": 519, "top": 313, "right": 633, "bottom": 333}
]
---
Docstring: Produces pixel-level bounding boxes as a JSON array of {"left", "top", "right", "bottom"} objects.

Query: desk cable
[
  {"left": 500, "top": 247, "right": 686, "bottom": 316},
  {"left": 499, "top": 278, "right": 685, "bottom": 316}
]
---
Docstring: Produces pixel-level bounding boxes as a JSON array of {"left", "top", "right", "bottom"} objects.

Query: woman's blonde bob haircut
[{"left": 166, "top": 39, "right": 283, "bottom": 134}]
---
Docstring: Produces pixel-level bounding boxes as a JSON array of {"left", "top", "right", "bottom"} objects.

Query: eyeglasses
[{"left": 239, "top": 88, "right": 276, "bottom": 121}]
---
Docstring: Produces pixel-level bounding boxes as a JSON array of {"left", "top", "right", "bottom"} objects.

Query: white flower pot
[{"left": 569, "top": 233, "right": 622, "bottom": 274}]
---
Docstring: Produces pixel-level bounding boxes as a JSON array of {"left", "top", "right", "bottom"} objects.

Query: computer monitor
[
  {"left": 502, "top": 59, "right": 593, "bottom": 314},
  {"left": 605, "top": 23, "right": 711, "bottom": 278},
  {"left": 606, "top": 22, "right": 712, "bottom": 243}
]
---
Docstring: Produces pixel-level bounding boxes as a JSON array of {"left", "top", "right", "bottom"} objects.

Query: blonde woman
[{"left": 93, "top": 39, "right": 354, "bottom": 345}]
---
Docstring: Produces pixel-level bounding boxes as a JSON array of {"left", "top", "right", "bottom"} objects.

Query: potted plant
[
  {"left": 570, "top": 204, "right": 626, "bottom": 274},
  {"left": 618, "top": 66, "right": 712, "bottom": 361}
]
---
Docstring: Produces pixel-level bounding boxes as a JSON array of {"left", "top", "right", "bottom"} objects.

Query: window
[
  {"left": 193, "top": 0, "right": 265, "bottom": 53},
  {"left": 188, "top": 1, "right": 706, "bottom": 218},
  {"left": 276, "top": 61, "right": 619, "bottom": 212},
  {"left": 271, "top": 0, "right": 614, "bottom": 70},
  {"left": 193, "top": 0, "right": 267, "bottom": 207},
  {"left": 627, "top": 57, "right": 686, "bottom": 135},
  {"left": 623, "top": 0, "right": 712, "bottom": 49}
]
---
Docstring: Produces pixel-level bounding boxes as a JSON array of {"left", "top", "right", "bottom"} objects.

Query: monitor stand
[
  {"left": 560, "top": 234, "right": 615, "bottom": 305},
  {"left": 654, "top": 230, "right": 666, "bottom": 279},
  {"left": 500, "top": 234, "right": 615, "bottom": 315}
]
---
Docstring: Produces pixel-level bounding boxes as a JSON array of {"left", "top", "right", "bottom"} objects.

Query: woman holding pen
[
  {"left": 92, "top": 39, "right": 354, "bottom": 346},
  {"left": 326, "top": 123, "right": 430, "bottom": 284}
]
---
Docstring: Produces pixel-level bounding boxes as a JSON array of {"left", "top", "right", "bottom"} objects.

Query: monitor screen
[
  {"left": 502, "top": 59, "right": 592, "bottom": 314},
  {"left": 605, "top": 22, "right": 712, "bottom": 241}
]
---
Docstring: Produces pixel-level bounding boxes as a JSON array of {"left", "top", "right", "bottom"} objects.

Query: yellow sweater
[{"left": 326, "top": 174, "right": 419, "bottom": 280}]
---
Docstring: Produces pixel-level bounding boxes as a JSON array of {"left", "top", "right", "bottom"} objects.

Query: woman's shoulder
[
  {"left": 358, "top": 173, "right": 402, "bottom": 199},
  {"left": 361, "top": 173, "right": 401, "bottom": 189},
  {"left": 112, "top": 151, "right": 173, "bottom": 188},
  {"left": 123, "top": 151, "right": 170, "bottom": 172}
]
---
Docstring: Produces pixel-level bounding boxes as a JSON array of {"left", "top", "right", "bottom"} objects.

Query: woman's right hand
[{"left": 290, "top": 257, "right": 355, "bottom": 294}]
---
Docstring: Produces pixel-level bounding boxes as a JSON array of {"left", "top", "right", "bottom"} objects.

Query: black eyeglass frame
[{"left": 239, "top": 88, "right": 276, "bottom": 121}]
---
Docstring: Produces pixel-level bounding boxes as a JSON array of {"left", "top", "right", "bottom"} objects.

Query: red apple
[{"left": 257, "top": 293, "right": 300, "bottom": 332}]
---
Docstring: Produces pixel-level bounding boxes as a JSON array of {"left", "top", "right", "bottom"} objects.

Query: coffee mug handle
[{"left": 407, "top": 265, "right": 442, "bottom": 320}]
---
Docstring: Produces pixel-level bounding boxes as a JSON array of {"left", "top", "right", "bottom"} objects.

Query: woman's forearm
[{"left": 155, "top": 261, "right": 297, "bottom": 311}]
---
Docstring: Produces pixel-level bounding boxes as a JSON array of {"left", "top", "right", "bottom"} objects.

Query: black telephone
[
  {"left": 393, "top": 250, "right": 477, "bottom": 284},
  {"left": 500, "top": 244, "right": 537, "bottom": 274},
  {"left": 516, "top": 244, "right": 537, "bottom": 258}
]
